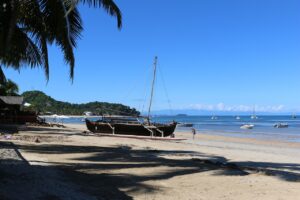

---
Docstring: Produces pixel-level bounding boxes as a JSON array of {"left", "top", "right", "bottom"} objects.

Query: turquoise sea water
[
  {"left": 43, "top": 115, "right": 300, "bottom": 143},
  {"left": 155, "top": 115, "right": 300, "bottom": 143}
]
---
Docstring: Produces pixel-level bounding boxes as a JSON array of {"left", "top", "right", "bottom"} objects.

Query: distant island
[{"left": 22, "top": 91, "right": 140, "bottom": 116}]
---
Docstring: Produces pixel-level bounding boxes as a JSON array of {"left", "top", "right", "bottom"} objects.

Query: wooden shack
[
  {"left": 0, "top": 96, "right": 37, "bottom": 124},
  {"left": 0, "top": 96, "right": 23, "bottom": 124}
]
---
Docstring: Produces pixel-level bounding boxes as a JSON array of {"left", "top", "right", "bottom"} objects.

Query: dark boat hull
[
  {"left": 178, "top": 123, "right": 193, "bottom": 127},
  {"left": 86, "top": 119, "right": 177, "bottom": 137}
]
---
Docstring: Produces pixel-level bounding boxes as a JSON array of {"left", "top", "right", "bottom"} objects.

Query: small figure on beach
[{"left": 191, "top": 128, "right": 196, "bottom": 140}]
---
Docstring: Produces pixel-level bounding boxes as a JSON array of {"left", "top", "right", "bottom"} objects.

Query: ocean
[{"left": 43, "top": 115, "right": 300, "bottom": 143}]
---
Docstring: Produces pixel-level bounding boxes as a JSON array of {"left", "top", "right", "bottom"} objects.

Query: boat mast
[{"left": 147, "top": 56, "right": 158, "bottom": 123}]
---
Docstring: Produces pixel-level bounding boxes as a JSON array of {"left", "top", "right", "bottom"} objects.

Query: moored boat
[
  {"left": 85, "top": 57, "right": 177, "bottom": 137},
  {"left": 240, "top": 124, "right": 254, "bottom": 129},
  {"left": 250, "top": 106, "right": 258, "bottom": 119},
  {"left": 273, "top": 123, "right": 288, "bottom": 128},
  {"left": 211, "top": 115, "right": 218, "bottom": 120},
  {"left": 86, "top": 117, "right": 177, "bottom": 137},
  {"left": 178, "top": 123, "right": 193, "bottom": 127}
]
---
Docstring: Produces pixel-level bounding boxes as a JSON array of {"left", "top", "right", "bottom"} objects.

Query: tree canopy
[
  {"left": 0, "top": 0, "right": 122, "bottom": 81},
  {"left": 22, "top": 90, "right": 140, "bottom": 116},
  {"left": 0, "top": 78, "right": 19, "bottom": 96}
]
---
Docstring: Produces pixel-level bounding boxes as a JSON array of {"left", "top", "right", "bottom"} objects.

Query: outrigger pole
[{"left": 147, "top": 56, "right": 158, "bottom": 124}]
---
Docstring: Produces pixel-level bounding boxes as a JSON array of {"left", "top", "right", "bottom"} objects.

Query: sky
[{"left": 4, "top": 0, "right": 300, "bottom": 114}]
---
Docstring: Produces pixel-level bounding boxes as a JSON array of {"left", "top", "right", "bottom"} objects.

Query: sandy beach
[{"left": 1, "top": 124, "right": 300, "bottom": 200}]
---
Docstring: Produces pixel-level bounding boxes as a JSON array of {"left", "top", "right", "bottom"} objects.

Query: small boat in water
[
  {"left": 273, "top": 123, "right": 288, "bottom": 128},
  {"left": 240, "top": 124, "right": 254, "bottom": 129},
  {"left": 236, "top": 116, "right": 241, "bottom": 120},
  {"left": 250, "top": 106, "right": 258, "bottom": 119},
  {"left": 211, "top": 116, "right": 218, "bottom": 120},
  {"left": 178, "top": 123, "right": 193, "bottom": 127}
]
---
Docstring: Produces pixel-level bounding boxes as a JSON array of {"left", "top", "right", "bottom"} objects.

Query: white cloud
[{"left": 187, "top": 103, "right": 285, "bottom": 113}]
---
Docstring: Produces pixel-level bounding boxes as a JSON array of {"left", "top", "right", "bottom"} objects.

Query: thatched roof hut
[{"left": 0, "top": 96, "right": 23, "bottom": 106}]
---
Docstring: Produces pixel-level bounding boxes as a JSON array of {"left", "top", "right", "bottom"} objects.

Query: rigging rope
[
  {"left": 157, "top": 62, "right": 174, "bottom": 116},
  {"left": 93, "top": 59, "right": 174, "bottom": 117},
  {"left": 138, "top": 66, "right": 153, "bottom": 115},
  {"left": 121, "top": 66, "right": 152, "bottom": 104}
]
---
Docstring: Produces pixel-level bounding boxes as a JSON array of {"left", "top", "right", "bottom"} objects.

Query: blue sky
[{"left": 4, "top": 0, "right": 300, "bottom": 113}]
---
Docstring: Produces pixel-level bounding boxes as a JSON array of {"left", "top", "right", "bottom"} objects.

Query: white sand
[{"left": 6, "top": 124, "right": 300, "bottom": 200}]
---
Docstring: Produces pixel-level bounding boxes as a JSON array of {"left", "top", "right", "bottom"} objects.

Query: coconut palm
[
  {"left": 0, "top": 79, "right": 19, "bottom": 96},
  {"left": 0, "top": 0, "right": 122, "bottom": 81},
  {"left": 0, "top": 66, "right": 7, "bottom": 84}
]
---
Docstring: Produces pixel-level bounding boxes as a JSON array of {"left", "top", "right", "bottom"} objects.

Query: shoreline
[
  {"left": 39, "top": 115, "right": 101, "bottom": 118},
  {"left": 39, "top": 114, "right": 300, "bottom": 144},
  {"left": 41, "top": 121, "right": 300, "bottom": 145}
]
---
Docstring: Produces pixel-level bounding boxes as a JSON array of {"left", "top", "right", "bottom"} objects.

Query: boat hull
[
  {"left": 240, "top": 124, "right": 254, "bottom": 129},
  {"left": 274, "top": 123, "right": 288, "bottom": 128},
  {"left": 86, "top": 119, "right": 177, "bottom": 137},
  {"left": 178, "top": 123, "right": 193, "bottom": 127}
]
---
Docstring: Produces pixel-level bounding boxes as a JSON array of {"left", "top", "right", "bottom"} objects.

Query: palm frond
[
  {"left": 40, "top": 0, "right": 81, "bottom": 80},
  {"left": 0, "top": 0, "right": 122, "bottom": 82},
  {"left": 6, "top": 79, "right": 19, "bottom": 95},
  {"left": 1, "top": 26, "right": 42, "bottom": 69},
  {"left": 81, "top": 0, "right": 122, "bottom": 29},
  {"left": 19, "top": 0, "right": 50, "bottom": 80}
]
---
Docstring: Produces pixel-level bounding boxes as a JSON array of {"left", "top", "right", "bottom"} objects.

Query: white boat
[
  {"left": 211, "top": 115, "right": 218, "bottom": 120},
  {"left": 236, "top": 116, "right": 240, "bottom": 120},
  {"left": 251, "top": 106, "right": 258, "bottom": 119},
  {"left": 81, "top": 117, "right": 87, "bottom": 122},
  {"left": 240, "top": 124, "right": 254, "bottom": 129},
  {"left": 84, "top": 111, "right": 94, "bottom": 116},
  {"left": 273, "top": 123, "right": 288, "bottom": 128}
]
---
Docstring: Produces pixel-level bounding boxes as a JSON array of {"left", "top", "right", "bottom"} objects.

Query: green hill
[{"left": 22, "top": 91, "right": 140, "bottom": 116}]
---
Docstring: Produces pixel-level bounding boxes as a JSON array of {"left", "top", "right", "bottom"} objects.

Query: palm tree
[
  {"left": 0, "top": 66, "right": 7, "bottom": 84},
  {"left": 0, "top": 79, "right": 19, "bottom": 96},
  {"left": 0, "top": 0, "right": 122, "bottom": 81}
]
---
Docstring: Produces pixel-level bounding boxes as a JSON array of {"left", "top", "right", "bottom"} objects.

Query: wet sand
[{"left": 1, "top": 124, "right": 300, "bottom": 200}]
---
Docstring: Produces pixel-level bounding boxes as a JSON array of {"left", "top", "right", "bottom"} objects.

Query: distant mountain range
[{"left": 22, "top": 91, "right": 140, "bottom": 116}]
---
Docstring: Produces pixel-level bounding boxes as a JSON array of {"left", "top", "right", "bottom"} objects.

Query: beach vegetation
[{"left": 0, "top": 78, "right": 19, "bottom": 96}]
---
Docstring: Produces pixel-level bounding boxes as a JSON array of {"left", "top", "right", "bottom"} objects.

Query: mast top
[{"left": 147, "top": 56, "right": 158, "bottom": 122}]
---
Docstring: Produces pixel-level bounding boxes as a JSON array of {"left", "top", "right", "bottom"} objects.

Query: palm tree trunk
[
  {"left": 5, "top": 0, "right": 18, "bottom": 54},
  {"left": 0, "top": 65, "right": 7, "bottom": 84}
]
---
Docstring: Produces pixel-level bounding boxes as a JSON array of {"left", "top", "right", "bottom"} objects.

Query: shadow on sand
[
  {"left": 12, "top": 142, "right": 300, "bottom": 198},
  {"left": 19, "top": 126, "right": 86, "bottom": 136},
  {"left": 1, "top": 138, "right": 300, "bottom": 200}
]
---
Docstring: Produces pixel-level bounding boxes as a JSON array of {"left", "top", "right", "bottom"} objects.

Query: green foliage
[
  {"left": 0, "top": 0, "right": 122, "bottom": 81},
  {"left": 0, "top": 79, "right": 19, "bottom": 96},
  {"left": 22, "top": 90, "right": 140, "bottom": 116}
]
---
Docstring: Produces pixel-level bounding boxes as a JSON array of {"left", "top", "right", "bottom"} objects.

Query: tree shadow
[
  {"left": 18, "top": 126, "right": 86, "bottom": 136},
  {"left": 0, "top": 141, "right": 131, "bottom": 200},
  {"left": 232, "top": 161, "right": 300, "bottom": 182},
  {"left": 19, "top": 143, "right": 300, "bottom": 180},
  {"left": 3, "top": 140, "right": 300, "bottom": 199}
]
